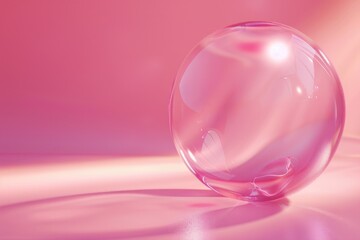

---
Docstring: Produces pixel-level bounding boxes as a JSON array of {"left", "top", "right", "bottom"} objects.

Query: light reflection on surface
[
  {"left": 296, "top": 86, "right": 303, "bottom": 94},
  {"left": 266, "top": 41, "right": 289, "bottom": 62},
  {"left": 0, "top": 138, "right": 360, "bottom": 239}
]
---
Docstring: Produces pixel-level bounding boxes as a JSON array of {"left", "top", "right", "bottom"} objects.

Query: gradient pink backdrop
[
  {"left": 1, "top": 1, "right": 360, "bottom": 239},
  {"left": 0, "top": 0, "right": 359, "bottom": 156}
]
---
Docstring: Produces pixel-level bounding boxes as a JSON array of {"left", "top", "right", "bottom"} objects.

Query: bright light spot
[
  {"left": 319, "top": 50, "right": 330, "bottom": 65},
  {"left": 180, "top": 149, "right": 197, "bottom": 174},
  {"left": 296, "top": 86, "right": 302, "bottom": 94},
  {"left": 188, "top": 150, "right": 197, "bottom": 162},
  {"left": 267, "top": 41, "right": 289, "bottom": 62},
  {"left": 179, "top": 149, "right": 186, "bottom": 160}
]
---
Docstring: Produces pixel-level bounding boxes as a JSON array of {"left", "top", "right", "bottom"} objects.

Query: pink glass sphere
[{"left": 169, "top": 22, "right": 345, "bottom": 201}]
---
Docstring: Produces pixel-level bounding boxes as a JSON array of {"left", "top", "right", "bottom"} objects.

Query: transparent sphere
[{"left": 169, "top": 22, "right": 345, "bottom": 201}]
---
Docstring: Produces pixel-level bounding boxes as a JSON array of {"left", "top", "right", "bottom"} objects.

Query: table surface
[{"left": 0, "top": 137, "right": 360, "bottom": 240}]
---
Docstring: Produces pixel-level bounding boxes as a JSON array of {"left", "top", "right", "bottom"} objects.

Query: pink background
[
  {"left": 1, "top": 1, "right": 360, "bottom": 239},
  {"left": 0, "top": 0, "right": 359, "bottom": 156}
]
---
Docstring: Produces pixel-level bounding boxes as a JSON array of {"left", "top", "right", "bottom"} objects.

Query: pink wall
[{"left": 0, "top": 0, "right": 359, "bottom": 155}]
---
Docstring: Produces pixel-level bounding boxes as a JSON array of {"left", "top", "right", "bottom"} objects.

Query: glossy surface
[
  {"left": 0, "top": 137, "right": 360, "bottom": 240},
  {"left": 170, "top": 22, "right": 345, "bottom": 201}
]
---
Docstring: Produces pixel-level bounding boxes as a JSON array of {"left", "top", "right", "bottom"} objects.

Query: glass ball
[{"left": 169, "top": 22, "right": 345, "bottom": 201}]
